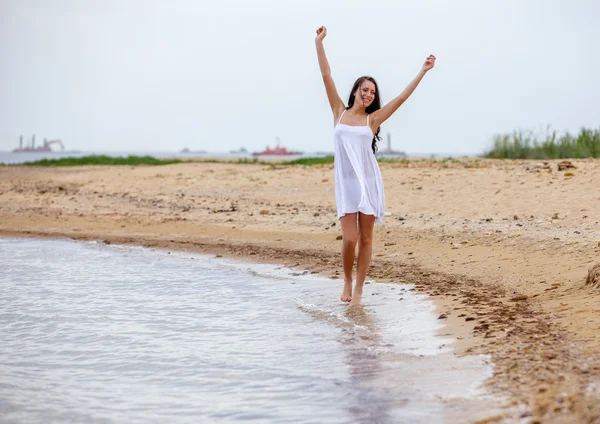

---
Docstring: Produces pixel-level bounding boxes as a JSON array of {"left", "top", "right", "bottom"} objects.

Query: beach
[{"left": 1, "top": 158, "right": 600, "bottom": 422}]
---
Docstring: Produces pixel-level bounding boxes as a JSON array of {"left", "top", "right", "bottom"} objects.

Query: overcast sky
[{"left": 1, "top": 0, "right": 598, "bottom": 154}]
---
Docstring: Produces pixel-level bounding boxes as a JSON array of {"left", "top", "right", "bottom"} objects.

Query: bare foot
[
  {"left": 349, "top": 289, "right": 362, "bottom": 306},
  {"left": 340, "top": 280, "right": 352, "bottom": 302}
]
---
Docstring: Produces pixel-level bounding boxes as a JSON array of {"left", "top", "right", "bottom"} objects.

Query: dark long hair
[{"left": 347, "top": 76, "right": 381, "bottom": 154}]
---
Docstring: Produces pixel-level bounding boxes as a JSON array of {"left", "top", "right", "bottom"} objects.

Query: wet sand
[{"left": 1, "top": 158, "right": 600, "bottom": 422}]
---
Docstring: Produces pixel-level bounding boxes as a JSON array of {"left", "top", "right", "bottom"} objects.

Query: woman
[{"left": 315, "top": 26, "right": 436, "bottom": 306}]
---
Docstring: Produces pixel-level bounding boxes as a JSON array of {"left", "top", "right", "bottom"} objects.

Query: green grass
[
  {"left": 16, "top": 155, "right": 338, "bottom": 167},
  {"left": 484, "top": 127, "right": 600, "bottom": 159},
  {"left": 21, "top": 155, "right": 182, "bottom": 166},
  {"left": 377, "top": 157, "right": 411, "bottom": 164},
  {"left": 280, "top": 156, "right": 334, "bottom": 165},
  {"left": 13, "top": 154, "right": 422, "bottom": 168}
]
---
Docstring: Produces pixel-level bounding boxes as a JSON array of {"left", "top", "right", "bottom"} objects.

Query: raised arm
[
  {"left": 370, "top": 55, "right": 436, "bottom": 130},
  {"left": 315, "top": 26, "right": 345, "bottom": 121}
]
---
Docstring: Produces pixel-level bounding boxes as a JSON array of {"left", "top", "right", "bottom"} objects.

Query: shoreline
[
  {"left": 0, "top": 228, "right": 480, "bottom": 354},
  {"left": 2, "top": 160, "right": 600, "bottom": 422}
]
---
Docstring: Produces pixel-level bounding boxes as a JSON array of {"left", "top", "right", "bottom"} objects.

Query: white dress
[{"left": 334, "top": 110, "right": 385, "bottom": 223}]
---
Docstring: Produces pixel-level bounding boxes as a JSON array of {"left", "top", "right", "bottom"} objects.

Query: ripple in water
[{"left": 0, "top": 238, "right": 512, "bottom": 423}]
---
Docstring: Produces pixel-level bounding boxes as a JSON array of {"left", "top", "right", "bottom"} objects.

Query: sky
[{"left": 1, "top": 0, "right": 599, "bottom": 154}]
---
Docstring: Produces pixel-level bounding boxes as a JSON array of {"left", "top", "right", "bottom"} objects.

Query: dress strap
[
  {"left": 366, "top": 114, "right": 370, "bottom": 127},
  {"left": 337, "top": 109, "right": 347, "bottom": 125}
]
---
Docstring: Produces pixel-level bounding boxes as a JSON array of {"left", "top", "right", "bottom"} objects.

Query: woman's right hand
[{"left": 315, "top": 26, "right": 327, "bottom": 43}]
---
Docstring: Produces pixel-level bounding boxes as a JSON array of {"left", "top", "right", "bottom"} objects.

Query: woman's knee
[
  {"left": 342, "top": 234, "right": 359, "bottom": 246},
  {"left": 359, "top": 233, "right": 372, "bottom": 247}
]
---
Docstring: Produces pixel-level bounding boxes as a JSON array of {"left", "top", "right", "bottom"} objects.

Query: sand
[{"left": 1, "top": 158, "right": 600, "bottom": 422}]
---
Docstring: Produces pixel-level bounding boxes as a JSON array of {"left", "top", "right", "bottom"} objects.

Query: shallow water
[{"left": 0, "top": 238, "right": 510, "bottom": 423}]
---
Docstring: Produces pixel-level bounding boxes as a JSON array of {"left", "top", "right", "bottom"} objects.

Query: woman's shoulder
[{"left": 333, "top": 106, "right": 347, "bottom": 125}]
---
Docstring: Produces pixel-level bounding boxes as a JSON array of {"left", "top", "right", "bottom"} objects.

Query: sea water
[{"left": 0, "top": 238, "right": 513, "bottom": 423}]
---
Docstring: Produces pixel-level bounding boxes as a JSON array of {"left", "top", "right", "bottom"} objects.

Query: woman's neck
[{"left": 348, "top": 103, "right": 367, "bottom": 115}]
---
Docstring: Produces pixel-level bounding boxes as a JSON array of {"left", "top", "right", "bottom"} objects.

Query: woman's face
[{"left": 355, "top": 80, "right": 376, "bottom": 108}]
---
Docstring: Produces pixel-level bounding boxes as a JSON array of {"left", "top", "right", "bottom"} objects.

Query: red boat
[{"left": 252, "top": 138, "right": 302, "bottom": 156}]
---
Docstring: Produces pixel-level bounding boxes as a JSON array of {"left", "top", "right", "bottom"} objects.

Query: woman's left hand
[{"left": 422, "top": 55, "right": 436, "bottom": 72}]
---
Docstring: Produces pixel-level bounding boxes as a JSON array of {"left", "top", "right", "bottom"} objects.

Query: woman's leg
[
  {"left": 339, "top": 213, "right": 358, "bottom": 302},
  {"left": 350, "top": 213, "right": 376, "bottom": 306}
]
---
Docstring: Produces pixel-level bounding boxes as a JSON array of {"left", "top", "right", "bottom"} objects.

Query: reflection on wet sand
[
  {"left": 342, "top": 305, "right": 395, "bottom": 424},
  {"left": 298, "top": 291, "right": 512, "bottom": 423},
  {"left": 298, "top": 302, "right": 397, "bottom": 422}
]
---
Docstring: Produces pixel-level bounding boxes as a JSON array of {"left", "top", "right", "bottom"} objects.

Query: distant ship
[
  {"left": 252, "top": 137, "right": 302, "bottom": 156},
  {"left": 376, "top": 133, "right": 406, "bottom": 157},
  {"left": 12, "top": 135, "right": 66, "bottom": 153},
  {"left": 229, "top": 147, "right": 248, "bottom": 154},
  {"left": 180, "top": 147, "right": 207, "bottom": 154}
]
